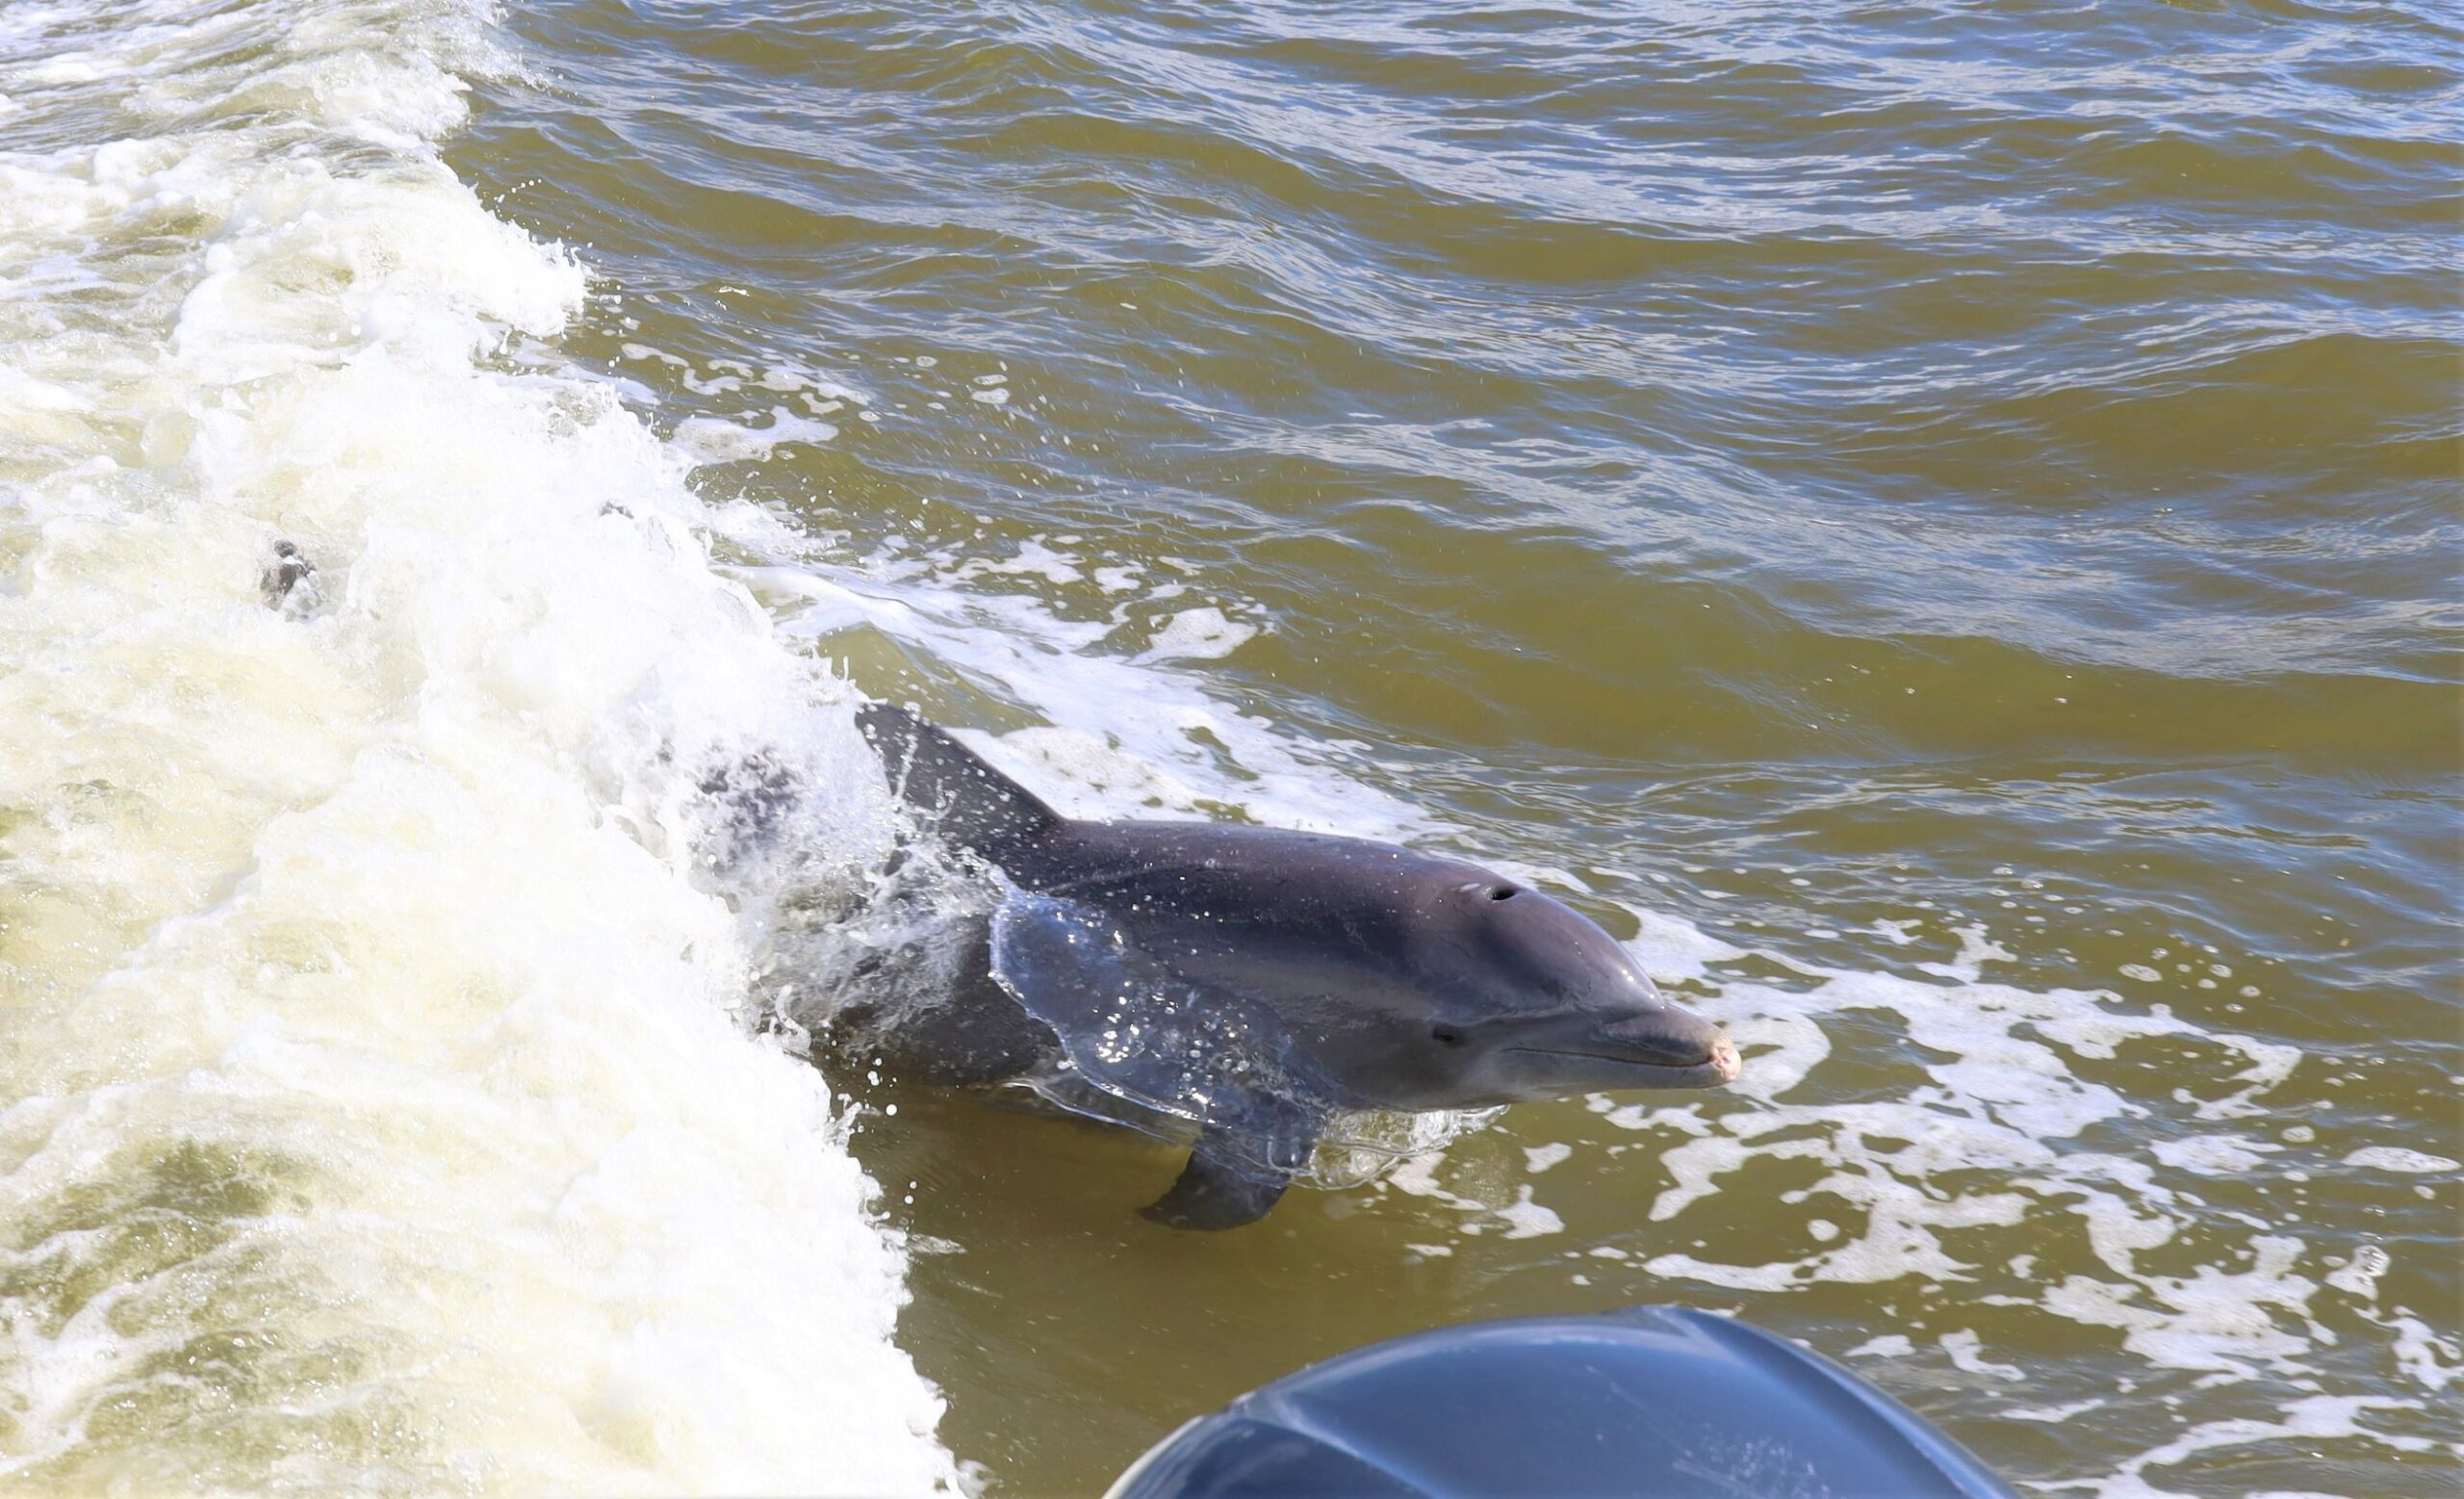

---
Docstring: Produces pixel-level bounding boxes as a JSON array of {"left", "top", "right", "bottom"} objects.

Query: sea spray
[{"left": 0, "top": 1, "right": 951, "bottom": 1489}]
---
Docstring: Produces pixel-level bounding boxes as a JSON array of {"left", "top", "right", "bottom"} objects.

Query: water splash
[{"left": 0, "top": 0, "right": 950, "bottom": 1488}]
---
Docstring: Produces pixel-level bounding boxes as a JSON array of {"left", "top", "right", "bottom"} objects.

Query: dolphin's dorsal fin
[{"left": 858, "top": 702, "right": 1065, "bottom": 863}]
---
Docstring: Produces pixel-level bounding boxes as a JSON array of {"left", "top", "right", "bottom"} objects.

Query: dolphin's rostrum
[{"left": 849, "top": 703, "right": 1740, "bottom": 1229}]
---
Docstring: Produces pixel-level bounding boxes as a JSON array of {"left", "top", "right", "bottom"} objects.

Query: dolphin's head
[{"left": 1360, "top": 870, "right": 1740, "bottom": 1110}]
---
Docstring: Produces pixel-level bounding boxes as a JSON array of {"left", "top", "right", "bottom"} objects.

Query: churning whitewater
[{"left": 0, "top": 1, "right": 952, "bottom": 1489}]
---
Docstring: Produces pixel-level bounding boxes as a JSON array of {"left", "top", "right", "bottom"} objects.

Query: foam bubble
[
  {"left": 2081, "top": 1394, "right": 2430, "bottom": 1498},
  {"left": 2341, "top": 1148, "right": 2458, "bottom": 1175},
  {"left": 1137, "top": 605, "right": 1259, "bottom": 661},
  {"left": 2151, "top": 1135, "right": 2277, "bottom": 1176},
  {"left": 671, "top": 407, "right": 838, "bottom": 467},
  {"left": 1525, "top": 1143, "right": 1573, "bottom": 1174}
]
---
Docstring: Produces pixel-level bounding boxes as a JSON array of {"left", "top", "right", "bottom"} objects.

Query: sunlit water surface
[{"left": 1, "top": 0, "right": 2457, "bottom": 1494}]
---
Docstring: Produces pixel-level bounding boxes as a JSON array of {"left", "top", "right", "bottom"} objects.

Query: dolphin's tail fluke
[{"left": 856, "top": 702, "right": 1067, "bottom": 864}]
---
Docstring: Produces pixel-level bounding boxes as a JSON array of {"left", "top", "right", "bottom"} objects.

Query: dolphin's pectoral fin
[
  {"left": 988, "top": 891, "right": 1334, "bottom": 1228},
  {"left": 1145, "top": 1129, "right": 1297, "bottom": 1230},
  {"left": 1144, "top": 1090, "right": 1322, "bottom": 1230}
]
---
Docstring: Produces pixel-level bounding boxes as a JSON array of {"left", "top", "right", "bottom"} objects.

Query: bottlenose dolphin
[{"left": 848, "top": 703, "right": 1740, "bottom": 1229}]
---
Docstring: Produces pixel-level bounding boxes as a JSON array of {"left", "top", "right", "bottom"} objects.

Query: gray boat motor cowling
[{"left": 1107, "top": 1305, "right": 2017, "bottom": 1499}]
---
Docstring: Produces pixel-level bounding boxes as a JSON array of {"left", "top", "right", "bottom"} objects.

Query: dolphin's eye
[
  {"left": 1430, "top": 1024, "right": 1467, "bottom": 1047},
  {"left": 1489, "top": 886, "right": 1517, "bottom": 901}
]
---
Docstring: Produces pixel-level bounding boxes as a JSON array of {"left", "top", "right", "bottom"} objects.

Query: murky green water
[
  {"left": 438, "top": 3, "right": 2461, "bottom": 1493},
  {"left": 3, "top": 0, "right": 2456, "bottom": 1492}
]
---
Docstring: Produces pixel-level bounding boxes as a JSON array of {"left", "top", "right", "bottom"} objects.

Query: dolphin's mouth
[{"left": 1506, "top": 1033, "right": 1741, "bottom": 1087}]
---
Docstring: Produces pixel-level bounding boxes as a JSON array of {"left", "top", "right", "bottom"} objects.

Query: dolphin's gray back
[
  {"left": 1017, "top": 820, "right": 1474, "bottom": 970},
  {"left": 856, "top": 700, "right": 1482, "bottom": 961}
]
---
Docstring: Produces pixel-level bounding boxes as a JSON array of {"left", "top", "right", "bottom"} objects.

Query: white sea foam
[
  {"left": 0, "top": 1, "right": 949, "bottom": 1489},
  {"left": 671, "top": 408, "right": 839, "bottom": 468},
  {"left": 750, "top": 557, "right": 1426, "bottom": 838},
  {"left": 1135, "top": 606, "right": 1259, "bottom": 662},
  {"left": 2341, "top": 1147, "right": 2459, "bottom": 1175},
  {"left": 2150, "top": 1134, "right": 2276, "bottom": 1176},
  {"left": 2056, "top": 1394, "right": 2434, "bottom": 1498}
]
